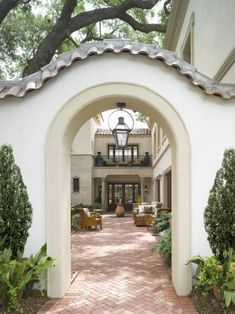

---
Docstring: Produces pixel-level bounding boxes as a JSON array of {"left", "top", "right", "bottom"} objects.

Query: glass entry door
[{"left": 108, "top": 183, "right": 140, "bottom": 211}]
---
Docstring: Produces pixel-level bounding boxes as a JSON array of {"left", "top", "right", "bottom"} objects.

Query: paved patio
[{"left": 39, "top": 214, "right": 197, "bottom": 313}]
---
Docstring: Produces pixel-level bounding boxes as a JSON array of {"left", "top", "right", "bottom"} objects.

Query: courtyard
[{"left": 39, "top": 214, "right": 197, "bottom": 313}]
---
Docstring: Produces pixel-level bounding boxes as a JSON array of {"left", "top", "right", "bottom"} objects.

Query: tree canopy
[{"left": 0, "top": 0, "right": 171, "bottom": 79}]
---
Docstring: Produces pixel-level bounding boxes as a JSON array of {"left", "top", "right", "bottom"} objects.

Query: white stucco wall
[
  {"left": 152, "top": 145, "right": 172, "bottom": 206},
  {"left": 71, "top": 155, "right": 93, "bottom": 205},
  {"left": 176, "top": 0, "right": 235, "bottom": 81},
  {"left": 154, "top": 146, "right": 171, "bottom": 176},
  {"left": 72, "top": 119, "right": 95, "bottom": 154},
  {"left": 221, "top": 63, "right": 235, "bottom": 84},
  {"left": 0, "top": 53, "right": 235, "bottom": 296}
]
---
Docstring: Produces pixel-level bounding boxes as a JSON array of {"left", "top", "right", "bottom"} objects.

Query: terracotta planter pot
[{"left": 115, "top": 203, "right": 125, "bottom": 217}]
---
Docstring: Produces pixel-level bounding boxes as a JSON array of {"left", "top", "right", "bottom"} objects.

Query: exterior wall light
[{"left": 108, "top": 102, "right": 134, "bottom": 147}]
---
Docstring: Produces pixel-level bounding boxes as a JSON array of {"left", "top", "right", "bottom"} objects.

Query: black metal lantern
[{"left": 108, "top": 103, "right": 134, "bottom": 147}]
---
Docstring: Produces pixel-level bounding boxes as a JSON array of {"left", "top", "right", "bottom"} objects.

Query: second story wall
[
  {"left": 165, "top": 0, "right": 235, "bottom": 83},
  {"left": 95, "top": 132, "right": 152, "bottom": 156}
]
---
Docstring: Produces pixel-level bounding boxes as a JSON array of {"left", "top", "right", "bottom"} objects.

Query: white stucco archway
[
  {"left": 46, "top": 83, "right": 191, "bottom": 297},
  {"left": 1, "top": 41, "right": 235, "bottom": 300}
]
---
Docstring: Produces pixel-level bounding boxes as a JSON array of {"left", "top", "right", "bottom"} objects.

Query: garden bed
[
  {"left": 0, "top": 290, "right": 49, "bottom": 314},
  {"left": 190, "top": 288, "right": 235, "bottom": 314}
]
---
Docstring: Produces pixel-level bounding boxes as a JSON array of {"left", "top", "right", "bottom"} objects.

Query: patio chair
[{"left": 80, "top": 208, "right": 102, "bottom": 230}]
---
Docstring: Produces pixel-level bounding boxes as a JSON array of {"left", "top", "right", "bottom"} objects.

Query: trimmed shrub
[
  {"left": 204, "top": 148, "right": 235, "bottom": 262},
  {"left": 0, "top": 145, "right": 32, "bottom": 258}
]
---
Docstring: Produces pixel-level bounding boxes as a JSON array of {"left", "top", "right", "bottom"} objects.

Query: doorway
[
  {"left": 164, "top": 170, "right": 172, "bottom": 209},
  {"left": 108, "top": 183, "right": 140, "bottom": 211}
]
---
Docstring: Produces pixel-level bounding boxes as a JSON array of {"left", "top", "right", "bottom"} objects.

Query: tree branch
[
  {"left": 69, "top": 0, "right": 164, "bottom": 34},
  {"left": 66, "top": 34, "right": 79, "bottom": 48},
  {"left": 119, "top": 0, "right": 161, "bottom": 11},
  {"left": 163, "top": 0, "right": 171, "bottom": 15},
  {"left": 119, "top": 12, "right": 166, "bottom": 33},
  {"left": 23, "top": 0, "right": 77, "bottom": 76},
  {"left": 81, "top": 24, "right": 121, "bottom": 44},
  {"left": 59, "top": 0, "right": 77, "bottom": 22},
  {"left": 23, "top": 0, "right": 167, "bottom": 76},
  {"left": 0, "top": 0, "right": 20, "bottom": 24}
]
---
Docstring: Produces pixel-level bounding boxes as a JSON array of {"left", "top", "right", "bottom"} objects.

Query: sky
[{"left": 99, "top": 109, "right": 148, "bottom": 130}]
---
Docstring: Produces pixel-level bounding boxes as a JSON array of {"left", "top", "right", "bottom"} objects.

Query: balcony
[{"left": 94, "top": 153, "right": 152, "bottom": 168}]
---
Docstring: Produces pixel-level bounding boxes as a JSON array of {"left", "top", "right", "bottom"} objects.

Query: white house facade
[
  {"left": 71, "top": 123, "right": 155, "bottom": 209},
  {"left": 71, "top": 118, "right": 172, "bottom": 212},
  {"left": 164, "top": 0, "right": 235, "bottom": 84}
]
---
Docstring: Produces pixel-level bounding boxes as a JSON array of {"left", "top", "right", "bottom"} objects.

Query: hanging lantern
[{"left": 108, "top": 103, "right": 134, "bottom": 147}]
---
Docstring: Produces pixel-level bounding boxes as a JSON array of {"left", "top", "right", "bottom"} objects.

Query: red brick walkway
[{"left": 39, "top": 214, "right": 197, "bottom": 313}]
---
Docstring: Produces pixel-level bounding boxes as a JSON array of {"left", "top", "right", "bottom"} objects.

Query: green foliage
[
  {"left": 152, "top": 228, "right": 171, "bottom": 265},
  {"left": 158, "top": 3, "right": 171, "bottom": 47},
  {"left": 188, "top": 249, "right": 235, "bottom": 307},
  {"left": 222, "top": 249, "right": 235, "bottom": 307},
  {"left": 152, "top": 211, "right": 171, "bottom": 234},
  {"left": 204, "top": 149, "right": 235, "bottom": 262},
  {"left": 0, "top": 145, "right": 32, "bottom": 258},
  {"left": 71, "top": 202, "right": 101, "bottom": 231},
  {"left": 0, "top": 244, "right": 57, "bottom": 313},
  {"left": 71, "top": 215, "right": 80, "bottom": 231},
  {"left": 72, "top": 202, "right": 102, "bottom": 213},
  {"left": 0, "top": 4, "right": 49, "bottom": 78},
  {"left": 188, "top": 256, "right": 223, "bottom": 293},
  {"left": 135, "top": 112, "right": 148, "bottom": 123},
  {"left": 0, "top": 0, "right": 170, "bottom": 79},
  {"left": 89, "top": 202, "right": 102, "bottom": 210}
]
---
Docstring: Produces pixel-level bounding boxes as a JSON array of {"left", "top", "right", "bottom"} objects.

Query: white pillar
[
  {"left": 101, "top": 177, "right": 106, "bottom": 211},
  {"left": 140, "top": 177, "right": 144, "bottom": 203},
  {"left": 152, "top": 179, "right": 156, "bottom": 201}
]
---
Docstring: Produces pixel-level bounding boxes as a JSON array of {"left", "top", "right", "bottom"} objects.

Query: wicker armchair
[
  {"left": 133, "top": 204, "right": 155, "bottom": 227},
  {"left": 80, "top": 208, "right": 102, "bottom": 230}
]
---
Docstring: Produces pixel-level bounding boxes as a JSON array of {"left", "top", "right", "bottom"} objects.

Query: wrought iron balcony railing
[{"left": 94, "top": 154, "right": 152, "bottom": 167}]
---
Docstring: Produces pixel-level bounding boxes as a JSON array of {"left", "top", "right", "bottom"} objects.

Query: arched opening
[{"left": 46, "top": 82, "right": 191, "bottom": 298}]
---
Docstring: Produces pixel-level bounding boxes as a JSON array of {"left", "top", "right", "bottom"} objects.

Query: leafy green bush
[
  {"left": 71, "top": 214, "right": 80, "bottom": 231},
  {"left": 204, "top": 148, "right": 235, "bottom": 262},
  {"left": 72, "top": 202, "right": 102, "bottom": 214},
  {"left": 187, "top": 249, "right": 235, "bottom": 307},
  {"left": 152, "top": 229, "right": 171, "bottom": 265},
  {"left": 152, "top": 211, "right": 171, "bottom": 234},
  {"left": 89, "top": 202, "right": 102, "bottom": 210},
  {"left": 0, "top": 145, "right": 32, "bottom": 258},
  {"left": 0, "top": 244, "right": 57, "bottom": 313},
  {"left": 187, "top": 256, "right": 223, "bottom": 294}
]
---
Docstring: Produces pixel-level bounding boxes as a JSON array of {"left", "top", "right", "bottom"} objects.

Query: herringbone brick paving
[{"left": 39, "top": 214, "right": 197, "bottom": 313}]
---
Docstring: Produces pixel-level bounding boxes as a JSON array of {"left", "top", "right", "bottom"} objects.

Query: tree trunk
[{"left": 0, "top": 0, "right": 20, "bottom": 23}]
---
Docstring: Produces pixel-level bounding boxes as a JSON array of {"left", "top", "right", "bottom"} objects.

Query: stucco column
[
  {"left": 152, "top": 179, "right": 156, "bottom": 201},
  {"left": 140, "top": 177, "right": 145, "bottom": 203},
  {"left": 101, "top": 177, "right": 106, "bottom": 211}
]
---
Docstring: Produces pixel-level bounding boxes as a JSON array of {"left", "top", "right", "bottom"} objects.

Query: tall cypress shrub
[
  {"left": 204, "top": 148, "right": 235, "bottom": 262},
  {"left": 0, "top": 145, "right": 32, "bottom": 258}
]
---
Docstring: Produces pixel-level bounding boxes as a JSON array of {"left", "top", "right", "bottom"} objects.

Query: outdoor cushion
[
  {"left": 144, "top": 205, "right": 153, "bottom": 214},
  {"left": 83, "top": 208, "right": 91, "bottom": 217},
  {"left": 151, "top": 204, "right": 157, "bottom": 213},
  {"left": 151, "top": 201, "right": 163, "bottom": 208},
  {"left": 138, "top": 205, "right": 145, "bottom": 213}
]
